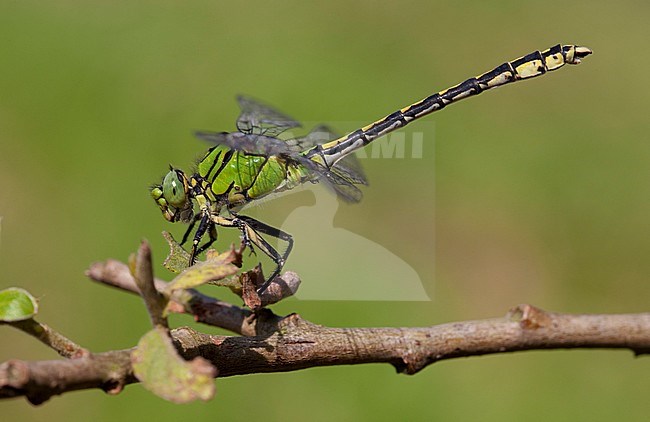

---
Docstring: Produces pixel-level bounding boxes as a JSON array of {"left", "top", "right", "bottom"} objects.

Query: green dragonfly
[{"left": 151, "top": 44, "right": 592, "bottom": 292}]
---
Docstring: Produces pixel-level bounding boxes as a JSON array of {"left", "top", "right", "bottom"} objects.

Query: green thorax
[{"left": 196, "top": 144, "right": 311, "bottom": 208}]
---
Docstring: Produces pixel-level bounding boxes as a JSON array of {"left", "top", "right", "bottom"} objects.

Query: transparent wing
[
  {"left": 194, "top": 131, "right": 294, "bottom": 156},
  {"left": 197, "top": 98, "right": 367, "bottom": 202},
  {"left": 324, "top": 170, "right": 364, "bottom": 203},
  {"left": 236, "top": 95, "right": 301, "bottom": 138},
  {"left": 195, "top": 130, "right": 363, "bottom": 202},
  {"left": 291, "top": 124, "right": 338, "bottom": 149},
  {"left": 294, "top": 125, "right": 368, "bottom": 186},
  {"left": 294, "top": 155, "right": 364, "bottom": 203},
  {"left": 330, "top": 157, "right": 368, "bottom": 186}
]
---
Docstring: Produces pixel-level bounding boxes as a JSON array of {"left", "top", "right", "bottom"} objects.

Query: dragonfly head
[{"left": 151, "top": 167, "right": 193, "bottom": 223}]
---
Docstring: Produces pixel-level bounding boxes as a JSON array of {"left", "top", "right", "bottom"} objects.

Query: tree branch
[
  {"left": 85, "top": 259, "right": 263, "bottom": 336},
  {"left": 172, "top": 306, "right": 650, "bottom": 376},
  {"left": 131, "top": 241, "right": 168, "bottom": 329},
  {"left": 2, "top": 303, "right": 649, "bottom": 404},
  {"left": 2, "top": 258, "right": 648, "bottom": 404},
  {"left": 7, "top": 319, "right": 90, "bottom": 359},
  {"left": 0, "top": 351, "right": 134, "bottom": 404}
]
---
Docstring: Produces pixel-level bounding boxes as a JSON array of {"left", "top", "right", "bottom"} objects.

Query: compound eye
[{"left": 162, "top": 170, "right": 187, "bottom": 207}]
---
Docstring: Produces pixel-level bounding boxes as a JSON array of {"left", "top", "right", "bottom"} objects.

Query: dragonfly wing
[
  {"left": 331, "top": 157, "right": 368, "bottom": 186},
  {"left": 295, "top": 125, "right": 368, "bottom": 186},
  {"left": 293, "top": 124, "right": 338, "bottom": 148},
  {"left": 282, "top": 124, "right": 335, "bottom": 155},
  {"left": 236, "top": 95, "right": 301, "bottom": 137},
  {"left": 195, "top": 131, "right": 294, "bottom": 156},
  {"left": 325, "top": 170, "right": 364, "bottom": 203},
  {"left": 295, "top": 155, "right": 363, "bottom": 203}
]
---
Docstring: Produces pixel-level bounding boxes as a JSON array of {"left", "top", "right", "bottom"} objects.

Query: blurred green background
[{"left": 1, "top": 1, "right": 649, "bottom": 420}]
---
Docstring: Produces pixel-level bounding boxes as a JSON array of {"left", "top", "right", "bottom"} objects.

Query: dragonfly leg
[
  {"left": 211, "top": 214, "right": 293, "bottom": 293},
  {"left": 180, "top": 214, "right": 201, "bottom": 246},
  {"left": 195, "top": 223, "right": 217, "bottom": 256},
  {"left": 241, "top": 227, "right": 257, "bottom": 257},
  {"left": 206, "top": 214, "right": 257, "bottom": 256},
  {"left": 188, "top": 212, "right": 211, "bottom": 265},
  {"left": 235, "top": 214, "right": 294, "bottom": 265},
  {"left": 234, "top": 214, "right": 294, "bottom": 292}
]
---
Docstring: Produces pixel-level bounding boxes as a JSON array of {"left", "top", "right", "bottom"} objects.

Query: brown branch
[
  {"left": 7, "top": 319, "right": 90, "bottom": 359},
  {"left": 85, "top": 259, "right": 265, "bottom": 336},
  {"left": 131, "top": 241, "right": 168, "bottom": 329},
  {"left": 3, "top": 258, "right": 647, "bottom": 404},
  {"left": 173, "top": 306, "right": 650, "bottom": 376},
  {"left": 2, "top": 304, "right": 649, "bottom": 404},
  {"left": 0, "top": 351, "right": 134, "bottom": 405}
]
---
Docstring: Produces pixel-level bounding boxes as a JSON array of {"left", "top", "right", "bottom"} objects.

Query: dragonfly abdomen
[{"left": 306, "top": 44, "right": 592, "bottom": 167}]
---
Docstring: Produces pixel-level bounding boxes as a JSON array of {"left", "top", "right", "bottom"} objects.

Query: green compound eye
[{"left": 162, "top": 170, "right": 187, "bottom": 208}]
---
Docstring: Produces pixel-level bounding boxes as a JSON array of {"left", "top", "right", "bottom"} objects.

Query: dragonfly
[{"left": 151, "top": 44, "right": 592, "bottom": 292}]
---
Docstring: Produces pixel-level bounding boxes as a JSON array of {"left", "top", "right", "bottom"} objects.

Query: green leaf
[
  {"left": 164, "top": 248, "right": 241, "bottom": 294},
  {"left": 162, "top": 231, "right": 191, "bottom": 274},
  {"left": 0, "top": 287, "right": 38, "bottom": 322},
  {"left": 131, "top": 327, "right": 216, "bottom": 403}
]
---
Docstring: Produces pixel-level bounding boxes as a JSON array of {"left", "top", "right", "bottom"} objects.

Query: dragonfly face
[{"left": 151, "top": 168, "right": 193, "bottom": 223}]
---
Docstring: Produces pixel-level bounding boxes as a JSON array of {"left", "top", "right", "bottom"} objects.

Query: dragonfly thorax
[{"left": 186, "top": 174, "right": 234, "bottom": 213}]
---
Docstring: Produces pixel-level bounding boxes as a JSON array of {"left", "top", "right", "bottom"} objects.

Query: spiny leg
[
  {"left": 180, "top": 214, "right": 217, "bottom": 265},
  {"left": 236, "top": 214, "right": 294, "bottom": 293},
  {"left": 195, "top": 223, "right": 218, "bottom": 256},
  {"left": 180, "top": 213, "right": 201, "bottom": 246},
  {"left": 189, "top": 212, "right": 211, "bottom": 265},
  {"left": 236, "top": 214, "right": 294, "bottom": 267},
  {"left": 212, "top": 214, "right": 293, "bottom": 292}
]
